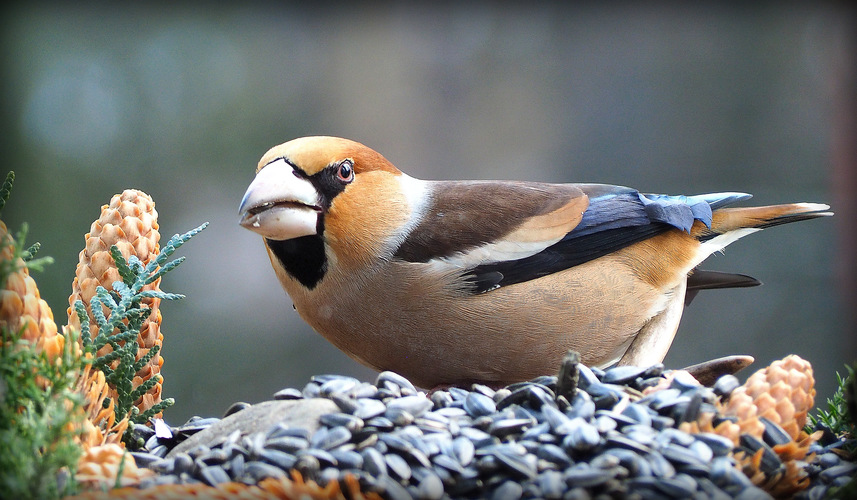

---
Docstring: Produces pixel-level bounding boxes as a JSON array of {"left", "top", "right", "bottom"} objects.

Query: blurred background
[{"left": 2, "top": 3, "right": 854, "bottom": 424}]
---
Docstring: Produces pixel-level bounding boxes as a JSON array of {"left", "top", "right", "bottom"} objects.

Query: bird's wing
[
  {"left": 393, "top": 180, "right": 589, "bottom": 265},
  {"left": 464, "top": 185, "right": 752, "bottom": 292},
  {"left": 394, "top": 180, "right": 751, "bottom": 293}
]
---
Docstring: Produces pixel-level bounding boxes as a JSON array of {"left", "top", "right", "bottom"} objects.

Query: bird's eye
[{"left": 336, "top": 160, "right": 354, "bottom": 184}]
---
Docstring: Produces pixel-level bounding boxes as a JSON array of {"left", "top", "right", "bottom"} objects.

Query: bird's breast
[{"left": 281, "top": 254, "right": 676, "bottom": 388}]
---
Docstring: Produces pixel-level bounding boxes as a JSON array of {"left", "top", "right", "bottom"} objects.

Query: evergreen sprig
[
  {"left": 0, "top": 325, "right": 85, "bottom": 500},
  {"left": 0, "top": 173, "right": 53, "bottom": 290},
  {"left": 809, "top": 363, "right": 856, "bottom": 456},
  {"left": 1, "top": 172, "right": 81, "bottom": 499},
  {"left": 0, "top": 171, "right": 14, "bottom": 216},
  {"left": 73, "top": 222, "right": 208, "bottom": 428}
]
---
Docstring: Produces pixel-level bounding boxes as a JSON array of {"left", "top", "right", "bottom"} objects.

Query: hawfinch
[{"left": 239, "top": 136, "right": 831, "bottom": 388}]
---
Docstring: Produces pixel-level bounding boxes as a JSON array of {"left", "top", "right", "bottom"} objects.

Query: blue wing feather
[
  {"left": 637, "top": 191, "right": 751, "bottom": 232},
  {"left": 573, "top": 186, "right": 751, "bottom": 236}
]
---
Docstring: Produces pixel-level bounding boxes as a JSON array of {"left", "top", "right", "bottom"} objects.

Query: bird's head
[
  {"left": 239, "top": 136, "right": 420, "bottom": 286},
  {"left": 239, "top": 136, "right": 401, "bottom": 240}
]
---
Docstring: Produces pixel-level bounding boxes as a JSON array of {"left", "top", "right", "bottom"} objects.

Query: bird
[{"left": 238, "top": 136, "right": 832, "bottom": 389}]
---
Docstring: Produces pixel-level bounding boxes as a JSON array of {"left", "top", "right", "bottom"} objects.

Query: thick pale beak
[{"left": 239, "top": 158, "right": 321, "bottom": 240}]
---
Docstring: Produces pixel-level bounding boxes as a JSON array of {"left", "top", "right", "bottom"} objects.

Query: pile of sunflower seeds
[{"left": 129, "top": 357, "right": 856, "bottom": 499}]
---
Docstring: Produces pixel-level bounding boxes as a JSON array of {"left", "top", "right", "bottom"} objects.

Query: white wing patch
[{"left": 434, "top": 235, "right": 566, "bottom": 271}]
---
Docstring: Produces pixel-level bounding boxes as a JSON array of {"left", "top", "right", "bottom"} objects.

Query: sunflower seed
[
  {"left": 265, "top": 436, "right": 309, "bottom": 453},
  {"left": 387, "top": 395, "right": 433, "bottom": 417},
  {"left": 198, "top": 465, "right": 230, "bottom": 486},
  {"left": 464, "top": 392, "right": 497, "bottom": 418},
  {"left": 273, "top": 387, "right": 303, "bottom": 400},
  {"left": 385, "top": 452, "right": 412, "bottom": 480},
  {"left": 354, "top": 398, "right": 387, "bottom": 420},
  {"left": 319, "top": 412, "right": 364, "bottom": 432},
  {"left": 361, "top": 447, "right": 387, "bottom": 476}
]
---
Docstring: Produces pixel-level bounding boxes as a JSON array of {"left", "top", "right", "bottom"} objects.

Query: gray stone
[{"left": 167, "top": 398, "right": 337, "bottom": 458}]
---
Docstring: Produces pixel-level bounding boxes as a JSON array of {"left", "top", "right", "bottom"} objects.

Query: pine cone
[
  {"left": 680, "top": 355, "right": 821, "bottom": 498},
  {"left": 75, "top": 443, "right": 154, "bottom": 491},
  {"left": 74, "top": 355, "right": 129, "bottom": 450},
  {"left": 67, "top": 190, "right": 164, "bottom": 418},
  {"left": 0, "top": 220, "right": 65, "bottom": 360},
  {"left": 67, "top": 472, "right": 383, "bottom": 500},
  {"left": 735, "top": 354, "right": 816, "bottom": 439},
  {"left": 725, "top": 355, "right": 819, "bottom": 497}
]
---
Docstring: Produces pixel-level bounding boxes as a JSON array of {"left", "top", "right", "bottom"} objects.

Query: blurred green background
[{"left": 2, "top": 3, "right": 854, "bottom": 424}]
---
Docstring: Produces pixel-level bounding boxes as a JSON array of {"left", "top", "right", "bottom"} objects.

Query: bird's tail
[
  {"left": 688, "top": 202, "right": 832, "bottom": 266},
  {"left": 706, "top": 202, "right": 832, "bottom": 234}
]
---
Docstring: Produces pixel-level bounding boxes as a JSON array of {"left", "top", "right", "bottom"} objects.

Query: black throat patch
[
  {"left": 262, "top": 159, "right": 352, "bottom": 289},
  {"left": 266, "top": 235, "right": 327, "bottom": 289}
]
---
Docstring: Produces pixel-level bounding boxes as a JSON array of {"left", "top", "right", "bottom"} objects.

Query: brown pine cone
[
  {"left": 67, "top": 472, "right": 383, "bottom": 500},
  {"left": 67, "top": 190, "right": 164, "bottom": 418},
  {"left": 74, "top": 356, "right": 129, "bottom": 450},
  {"left": 75, "top": 443, "right": 154, "bottom": 491},
  {"left": 0, "top": 220, "right": 65, "bottom": 360},
  {"left": 679, "top": 355, "right": 821, "bottom": 498},
  {"left": 725, "top": 355, "right": 820, "bottom": 497}
]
